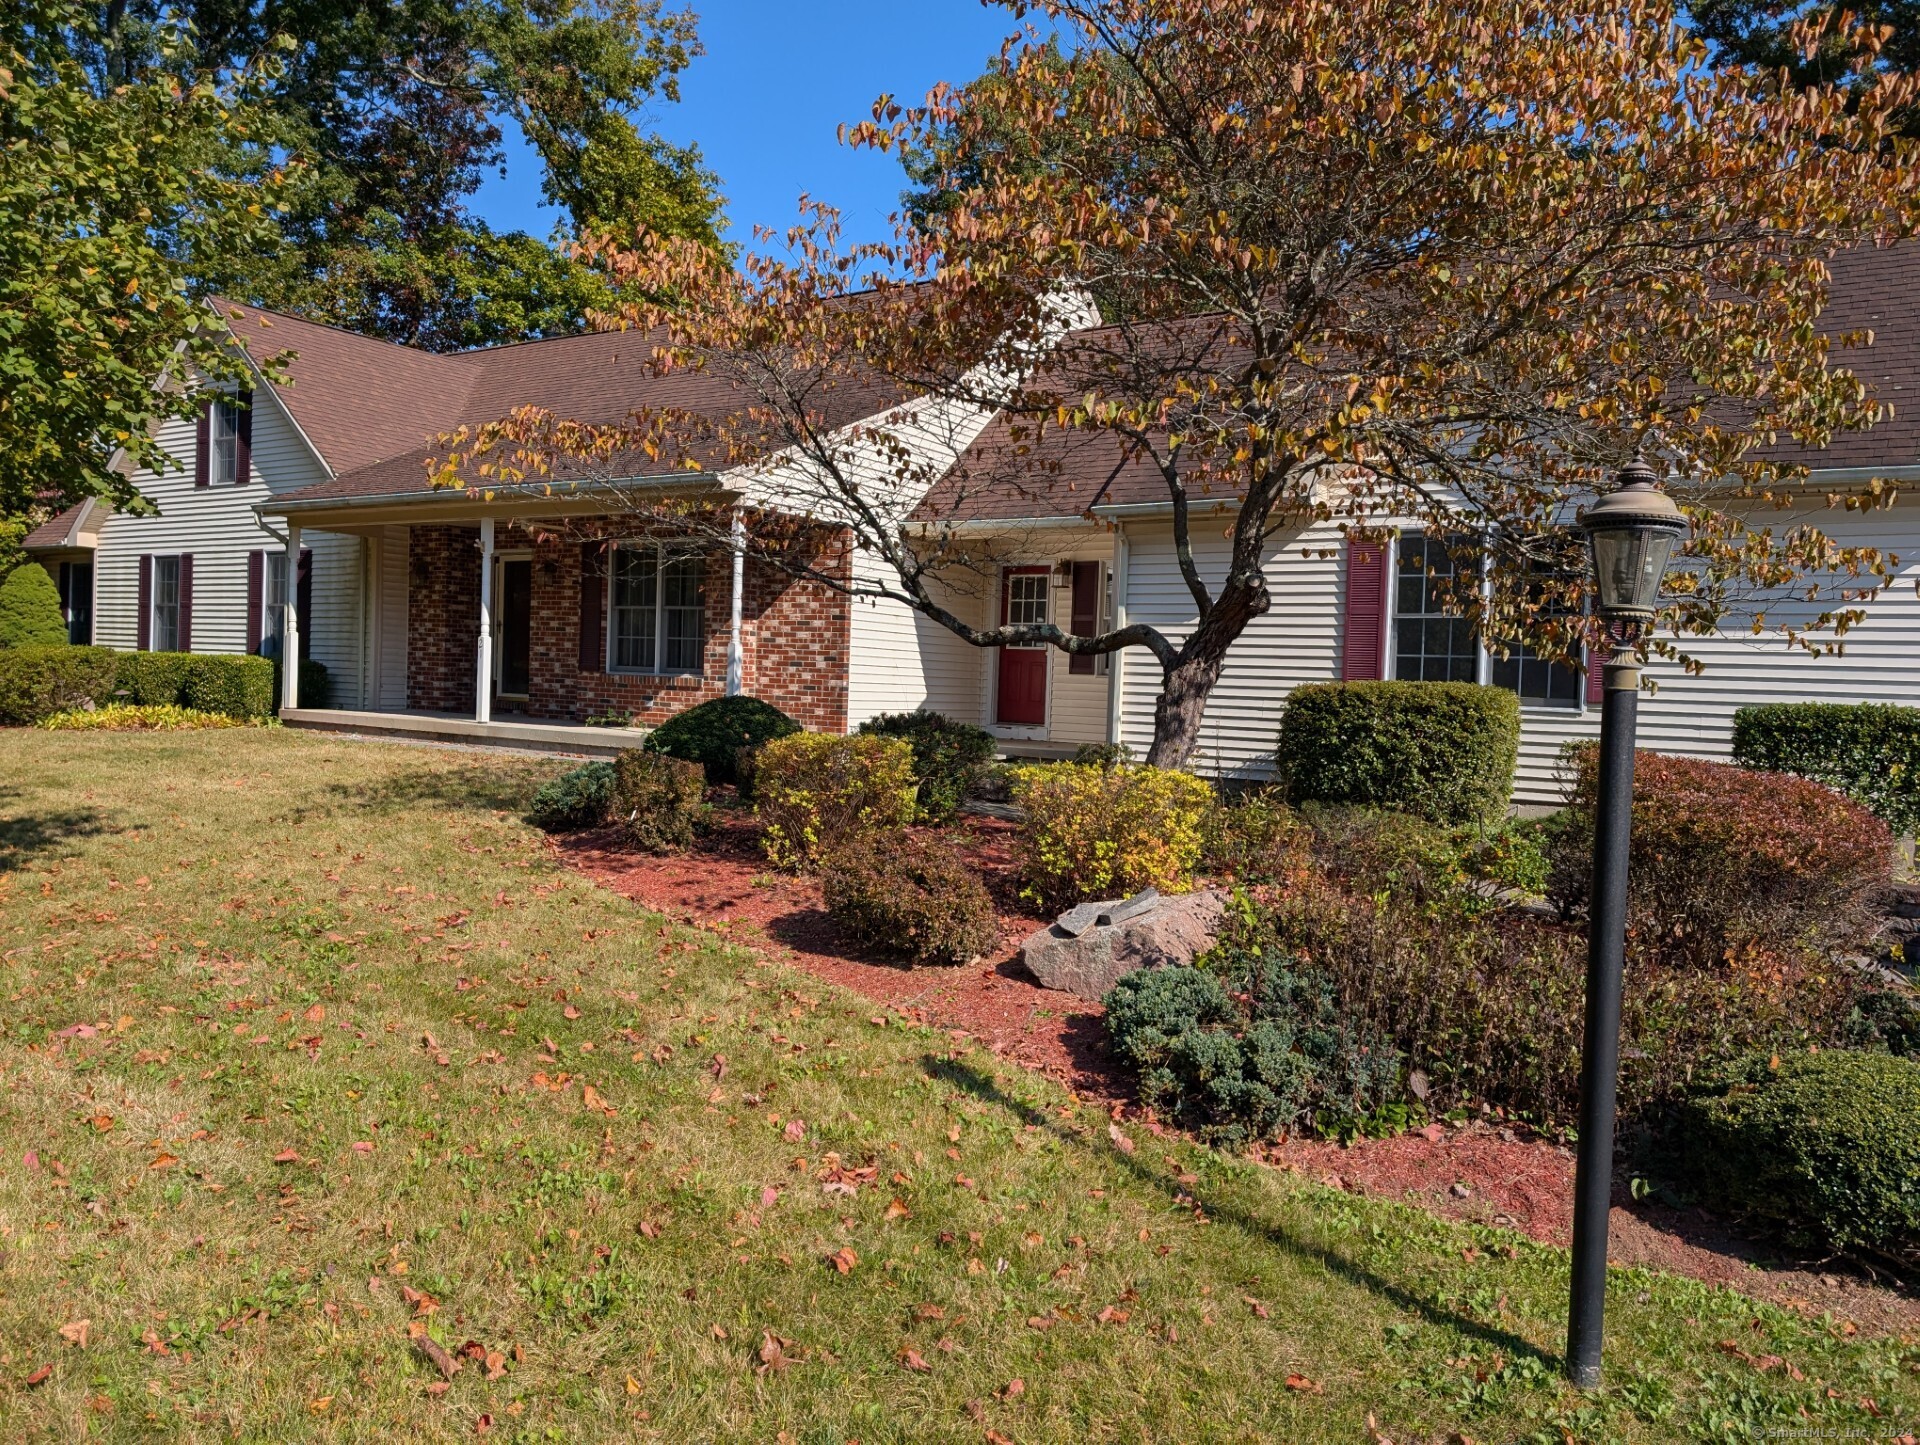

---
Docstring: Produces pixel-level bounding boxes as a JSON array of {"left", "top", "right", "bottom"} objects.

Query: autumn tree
[
  {"left": 1, "top": 0, "right": 290, "bottom": 516},
  {"left": 442, "top": 0, "right": 1920, "bottom": 768}
]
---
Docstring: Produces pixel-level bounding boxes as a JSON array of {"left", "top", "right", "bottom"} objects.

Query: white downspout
[
  {"left": 726, "top": 509, "right": 746, "bottom": 697},
  {"left": 281, "top": 521, "right": 302, "bottom": 712},
  {"left": 476, "top": 518, "right": 495, "bottom": 724},
  {"left": 1106, "top": 527, "right": 1129, "bottom": 749}
]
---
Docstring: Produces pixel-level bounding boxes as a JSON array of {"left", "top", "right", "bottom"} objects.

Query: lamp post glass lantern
[{"left": 1564, "top": 457, "right": 1687, "bottom": 1390}]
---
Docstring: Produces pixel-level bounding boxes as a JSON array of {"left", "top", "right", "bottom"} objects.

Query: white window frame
[
  {"left": 259, "top": 551, "right": 289, "bottom": 656},
  {"left": 606, "top": 541, "right": 706, "bottom": 677},
  {"left": 152, "top": 554, "right": 182, "bottom": 653},
  {"left": 1388, "top": 529, "right": 1584, "bottom": 711},
  {"left": 210, "top": 397, "right": 242, "bottom": 485}
]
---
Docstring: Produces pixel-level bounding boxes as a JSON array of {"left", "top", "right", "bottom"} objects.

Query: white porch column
[
  {"left": 476, "top": 517, "right": 495, "bottom": 724},
  {"left": 1105, "top": 527, "right": 1129, "bottom": 748},
  {"left": 725, "top": 509, "right": 746, "bottom": 696},
  {"left": 281, "top": 521, "right": 302, "bottom": 712}
]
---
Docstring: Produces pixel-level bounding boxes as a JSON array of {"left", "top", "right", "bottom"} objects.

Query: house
[{"left": 25, "top": 249, "right": 1919, "bottom": 801}]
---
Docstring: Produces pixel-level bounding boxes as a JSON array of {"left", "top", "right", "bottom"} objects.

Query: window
[
  {"left": 609, "top": 543, "right": 705, "bottom": 674},
  {"left": 1391, "top": 532, "right": 1478, "bottom": 682},
  {"left": 210, "top": 398, "right": 242, "bottom": 484},
  {"left": 1005, "top": 572, "right": 1048, "bottom": 630},
  {"left": 1389, "top": 530, "right": 1584, "bottom": 708},
  {"left": 1489, "top": 574, "right": 1582, "bottom": 706},
  {"left": 152, "top": 555, "right": 181, "bottom": 653},
  {"left": 259, "top": 552, "right": 289, "bottom": 657}
]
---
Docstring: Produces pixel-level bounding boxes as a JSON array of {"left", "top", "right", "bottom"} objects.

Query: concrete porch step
[{"left": 281, "top": 708, "right": 649, "bottom": 759}]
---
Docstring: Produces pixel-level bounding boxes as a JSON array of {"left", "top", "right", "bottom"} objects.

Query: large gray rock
[{"left": 1018, "top": 888, "right": 1227, "bottom": 1000}]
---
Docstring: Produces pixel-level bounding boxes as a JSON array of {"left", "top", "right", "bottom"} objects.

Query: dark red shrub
[
  {"left": 1548, "top": 749, "right": 1891, "bottom": 972},
  {"left": 821, "top": 829, "right": 1001, "bottom": 967}
]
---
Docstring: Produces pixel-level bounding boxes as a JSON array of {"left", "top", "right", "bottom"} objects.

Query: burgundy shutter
[
  {"left": 578, "top": 541, "right": 605, "bottom": 672},
  {"left": 194, "top": 403, "right": 210, "bottom": 487},
  {"left": 295, "top": 547, "right": 313, "bottom": 661},
  {"left": 1340, "top": 538, "right": 1391, "bottom": 681},
  {"left": 235, "top": 390, "right": 253, "bottom": 483},
  {"left": 245, "top": 550, "right": 263, "bottom": 653},
  {"left": 177, "top": 554, "right": 193, "bottom": 652},
  {"left": 136, "top": 555, "right": 152, "bottom": 650},
  {"left": 1585, "top": 645, "right": 1606, "bottom": 705},
  {"left": 1068, "top": 561, "right": 1099, "bottom": 675}
]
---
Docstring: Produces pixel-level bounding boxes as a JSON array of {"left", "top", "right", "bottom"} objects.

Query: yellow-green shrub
[
  {"left": 753, "top": 732, "right": 917, "bottom": 870},
  {"left": 38, "top": 704, "right": 255, "bottom": 731},
  {"left": 1011, "top": 762, "right": 1215, "bottom": 909}
]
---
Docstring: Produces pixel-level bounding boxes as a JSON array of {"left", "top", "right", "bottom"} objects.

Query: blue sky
[{"left": 472, "top": 0, "right": 1024, "bottom": 256}]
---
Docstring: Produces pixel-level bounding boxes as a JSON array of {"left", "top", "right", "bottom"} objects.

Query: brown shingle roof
[
  {"left": 229, "top": 300, "right": 913, "bottom": 507},
  {"left": 22, "top": 502, "right": 91, "bottom": 550}
]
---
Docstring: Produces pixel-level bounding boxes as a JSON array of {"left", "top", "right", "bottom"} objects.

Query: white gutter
[{"left": 253, "top": 471, "right": 719, "bottom": 517}]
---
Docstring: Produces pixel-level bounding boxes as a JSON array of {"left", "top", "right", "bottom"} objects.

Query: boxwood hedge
[
  {"left": 1274, "top": 681, "right": 1520, "bottom": 826},
  {"left": 1733, "top": 701, "right": 1920, "bottom": 836}
]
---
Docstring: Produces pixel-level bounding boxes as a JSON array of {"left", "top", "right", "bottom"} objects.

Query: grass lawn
[{"left": 0, "top": 729, "right": 1914, "bottom": 1442}]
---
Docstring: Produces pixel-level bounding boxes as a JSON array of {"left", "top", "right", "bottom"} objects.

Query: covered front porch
[{"left": 259, "top": 487, "right": 854, "bottom": 747}]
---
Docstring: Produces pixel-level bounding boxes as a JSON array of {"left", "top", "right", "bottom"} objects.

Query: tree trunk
[{"left": 1142, "top": 570, "right": 1269, "bottom": 769}]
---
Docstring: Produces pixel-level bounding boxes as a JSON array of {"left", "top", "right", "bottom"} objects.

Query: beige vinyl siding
[
  {"left": 1114, "top": 501, "right": 1920, "bottom": 804},
  {"left": 1115, "top": 517, "right": 1347, "bottom": 778},
  {"left": 844, "top": 552, "right": 987, "bottom": 732},
  {"left": 371, "top": 526, "right": 411, "bottom": 711},
  {"left": 90, "top": 384, "right": 366, "bottom": 706}
]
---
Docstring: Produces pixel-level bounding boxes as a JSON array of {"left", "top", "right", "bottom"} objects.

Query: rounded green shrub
[
  {"left": 612, "top": 749, "right": 707, "bottom": 853},
  {"left": 1675, "top": 1050, "right": 1920, "bottom": 1260},
  {"left": 644, "top": 695, "right": 800, "bottom": 787},
  {"left": 0, "top": 644, "right": 119, "bottom": 724},
  {"left": 528, "top": 761, "right": 616, "bottom": 833},
  {"left": 856, "top": 710, "right": 997, "bottom": 822},
  {"left": 821, "top": 828, "right": 1000, "bottom": 966},
  {"left": 1274, "top": 681, "right": 1520, "bottom": 826},
  {"left": 0, "top": 563, "right": 69, "bottom": 648}
]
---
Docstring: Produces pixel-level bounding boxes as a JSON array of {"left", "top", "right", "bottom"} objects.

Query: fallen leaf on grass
[
  {"left": 756, "top": 1330, "right": 795, "bottom": 1375},
  {"left": 1096, "top": 1306, "right": 1130, "bottom": 1325},
  {"left": 581, "top": 1084, "right": 616, "bottom": 1118},
  {"left": 885, "top": 1197, "right": 911, "bottom": 1221},
  {"left": 1108, "top": 1121, "right": 1135, "bottom": 1155},
  {"left": 352, "top": 1140, "right": 374, "bottom": 1154},
  {"left": 898, "top": 1348, "right": 932, "bottom": 1373},
  {"left": 827, "top": 1247, "right": 858, "bottom": 1275},
  {"left": 1245, "top": 1296, "right": 1270, "bottom": 1319},
  {"left": 1284, "top": 1373, "right": 1323, "bottom": 1393},
  {"left": 308, "top": 1396, "right": 333, "bottom": 1414},
  {"left": 273, "top": 1148, "right": 301, "bottom": 1165},
  {"left": 149, "top": 1153, "right": 179, "bottom": 1170},
  {"left": 59, "top": 1320, "right": 90, "bottom": 1348},
  {"left": 783, "top": 1119, "right": 806, "bottom": 1142},
  {"left": 401, "top": 1284, "right": 439, "bottom": 1317},
  {"left": 1366, "top": 1412, "right": 1396, "bottom": 1445},
  {"left": 1000, "top": 1378, "right": 1025, "bottom": 1398},
  {"left": 88, "top": 1114, "right": 113, "bottom": 1132},
  {"left": 409, "top": 1324, "right": 461, "bottom": 1380}
]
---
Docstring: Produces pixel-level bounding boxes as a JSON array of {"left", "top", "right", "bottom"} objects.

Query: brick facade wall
[
  {"left": 406, "top": 518, "right": 851, "bottom": 732},
  {"left": 407, "top": 524, "right": 481, "bottom": 713}
]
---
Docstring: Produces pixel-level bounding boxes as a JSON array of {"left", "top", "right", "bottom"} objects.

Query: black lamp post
[{"left": 1565, "top": 457, "right": 1688, "bottom": 1390}]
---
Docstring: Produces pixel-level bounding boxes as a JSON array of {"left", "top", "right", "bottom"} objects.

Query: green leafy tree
[
  {"left": 0, "top": 563, "right": 70, "bottom": 648},
  {"left": 1691, "top": 0, "right": 1920, "bottom": 136},
  {"left": 69, "top": 0, "right": 725, "bottom": 349},
  {"left": 0, "top": 0, "right": 290, "bottom": 516}
]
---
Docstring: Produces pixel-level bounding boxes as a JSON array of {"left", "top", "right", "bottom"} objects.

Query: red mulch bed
[
  {"left": 556, "top": 809, "right": 1920, "bottom": 1335},
  {"left": 557, "top": 811, "right": 1120, "bottom": 1096}
]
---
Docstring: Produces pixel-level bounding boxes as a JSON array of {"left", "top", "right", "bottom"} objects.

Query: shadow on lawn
[
  {"left": 924, "top": 1053, "right": 1557, "bottom": 1370},
  {"left": 316, "top": 765, "right": 538, "bottom": 817},
  {"left": 0, "top": 787, "right": 114, "bottom": 870}
]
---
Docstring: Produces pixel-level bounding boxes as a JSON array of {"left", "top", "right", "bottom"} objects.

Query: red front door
[{"left": 997, "top": 567, "right": 1050, "bottom": 727}]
